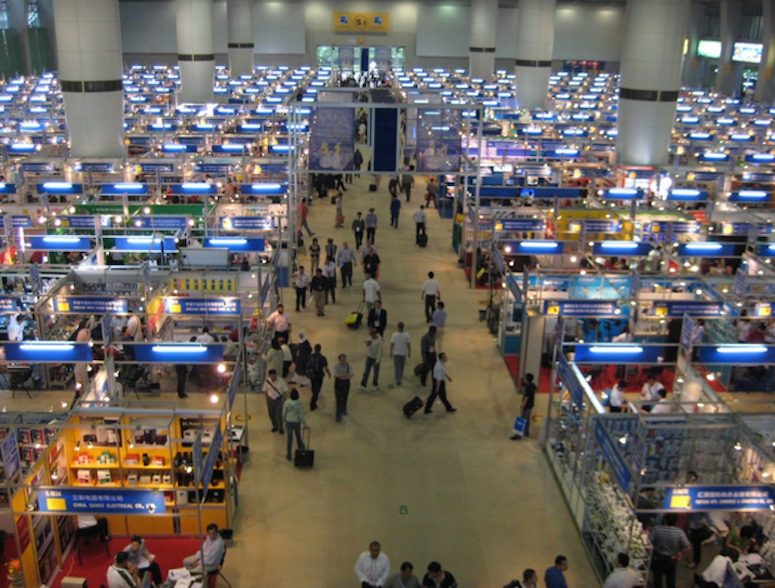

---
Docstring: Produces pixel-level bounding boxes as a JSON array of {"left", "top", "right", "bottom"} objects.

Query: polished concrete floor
[{"left": 3, "top": 175, "right": 600, "bottom": 588}]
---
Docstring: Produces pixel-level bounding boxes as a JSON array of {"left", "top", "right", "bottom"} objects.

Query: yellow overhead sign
[{"left": 333, "top": 12, "right": 390, "bottom": 33}]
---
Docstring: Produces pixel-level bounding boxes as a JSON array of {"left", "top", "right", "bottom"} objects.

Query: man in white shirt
[
  {"left": 412, "top": 206, "right": 427, "bottom": 244},
  {"left": 650, "top": 388, "right": 673, "bottom": 414},
  {"left": 358, "top": 328, "right": 384, "bottom": 391},
  {"left": 603, "top": 553, "right": 641, "bottom": 588},
  {"left": 431, "top": 301, "right": 448, "bottom": 352},
  {"left": 266, "top": 304, "right": 291, "bottom": 344},
  {"left": 610, "top": 380, "right": 626, "bottom": 413},
  {"left": 262, "top": 369, "right": 288, "bottom": 434},
  {"left": 6, "top": 314, "right": 24, "bottom": 342},
  {"left": 390, "top": 322, "right": 411, "bottom": 386},
  {"left": 641, "top": 373, "right": 665, "bottom": 412},
  {"left": 420, "top": 271, "right": 441, "bottom": 324},
  {"left": 702, "top": 551, "right": 738, "bottom": 587},
  {"left": 183, "top": 523, "right": 225, "bottom": 574},
  {"left": 196, "top": 327, "right": 216, "bottom": 344},
  {"left": 292, "top": 266, "right": 312, "bottom": 312},
  {"left": 126, "top": 312, "right": 144, "bottom": 342},
  {"left": 424, "top": 353, "right": 456, "bottom": 413},
  {"left": 363, "top": 276, "right": 381, "bottom": 314},
  {"left": 355, "top": 541, "right": 391, "bottom": 588},
  {"left": 107, "top": 552, "right": 136, "bottom": 588}
]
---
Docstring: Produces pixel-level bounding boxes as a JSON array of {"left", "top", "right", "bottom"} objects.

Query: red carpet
[
  {"left": 503, "top": 355, "right": 554, "bottom": 392},
  {"left": 52, "top": 536, "right": 200, "bottom": 588}
]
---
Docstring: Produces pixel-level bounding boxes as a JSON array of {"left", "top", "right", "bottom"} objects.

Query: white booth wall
[{"left": 118, "top": 0, "right": 627, "bottom": 71}]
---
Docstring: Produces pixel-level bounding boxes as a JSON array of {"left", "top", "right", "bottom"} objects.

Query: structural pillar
[
  {"left": 176, "top": 0, "right": 215, "bottom": 104},
  {"left": 514, "top": 0, "right": 555, "bottom": 110},
  {"left": 469, "top": 0, "right": 497, "bottom": 81},
  {"left": 715, "top": 0, "right": 743, "bottom": 97},
  {"left": 227, "top": 0, "right": 254, "bottom": 77},
  {"left": 680, "top": 1, "right": 705, "bottom": 89},
  {"left": 53, "top": 0, "right": 124, "bottom": 158},
  {"left": 757, "top": 0, "right": 775, "bottom": 103}
]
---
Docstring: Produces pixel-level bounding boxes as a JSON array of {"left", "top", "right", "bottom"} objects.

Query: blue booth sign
[
  {"left": 62, "top": 216, "right": 97, "bottom": 229},
  {"left": 202, "top": 424, "right": 224, "bottom": 495},
  {"left": 557, "top": 355, "right": 584, "bottom": 408},
  {"left": 203, "top": 237, "right": 265, "bottom": 252},
  {"left": 11, "top": 215, "right": 32, "bottom": 228},
  {"left": 219, "top": 216, "right": 275, "bottom": 230},
  {"left": 139, "top": 163, "right": 174, "bottom": 173},
  {"left": 584, "top": 220, "right": 622, "bottom": 233},
  {"left": 602, "top": 188, "right": 643, "bottom": 200},
  {"left": 665, "top": 189, "right": 709, "bottom": 202},
  {"left": 651, "top": 301, "right": 725, "bottom": 318},
  {"left": 132, "top": 343, "right": 224, "bottom": 364},
  {"left": 20, "top": 162, "right": 54, "bottom": 173},
  {"left": 178, "top": 136, "right": 206, "bottom": 146},
  {"left": 0, "top": 183, "right": 17, "bottom": 194},
  {"left": 38, "top": 487, "right": 166, "bottom": 515},
  {"left": 728, "top": 190, "right": 771, "bottom": 203},
  {"left": 192, "top": 164, "right": 232, "bottom": 174},
  {"left": 1, "top": 432, "right": 20, "bottom": 482},
  {"left": 133, "top": 216, "right": 189, "bottom": 230},
  {"left": 54, "top": 297, "right": 129, "bottom": 314},
  {"left": 697, "top": 345, "right": 775, "bottom": 365},
  {"left": 543, "top": 300, "right": 621, "bottom": 317},
  {"left": 27, "top": 236, "right": 93, "bottom": 251},
  {"left": 36, "top": 182, "right": 83, "bottom": 194},
  {"left": 74, "top": 162, "right": 115, "bottom": 173},
  {"left": 3, "top": 342, "right": 94, "bottom": 362},
  {"left": 518, "top": 187, "right": 585, "bottom": 199},
  {"left": 592, "top": 418, "right": 631, "bottom": 493},
  {"left": 574, "top": 344, "right": 664, "bottom": 364},
  {"left": 0, "top": 297, "right": 17, "bottom": 312},
  {"left": 592, "top": 241, "right": 652, "bottom": 256},
  {"left": 650, "top": 221, "right": 701, "bottom": 235},
  {"left": 101, "top": 183, "right": 149, "bottom": 196},
  {"left": 661, "top": 485, "right": 775, "bottom": 511},
  {"left": 239, "top": 183, "right": 288, "bottom": 196},
  {"left": 494, "top": 219, "right": 546, "bottom": 232},
  {"left": 112, "top": 236, "right": 178, "bottom": 253},
  {"left": 164, "top": 297, "right": 241, "bottom": 315}
]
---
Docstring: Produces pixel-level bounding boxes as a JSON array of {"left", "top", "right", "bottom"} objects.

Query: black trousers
[
  {"left": 403, "top": 184, "right": 412, "bottom": 202},
  {"left": 420, "top": 353, "right": 436, "bottom": 386},
  {"left": 415, "top": 222, "right": 426, "bottom": 242},
  {"left": 334, "top": 381, "right": 350, "bottom": 420},
  {"left": 424, "top": 294, "right": 436, "bottom": 322},
  {"left": 295, "top": 287, "right": 307, "bottom": 311},
  {"left": 341, "top": 262, "right": 353, "bottom": 287},
  {"left": 140, "top": 561, "right": 163, "bottom": 586},
  {"left": 425, "top": 379, "right": 453, "bottom": 412},
  {"left": 310, "top": 375, "right": 324, "bottom": 410},
  {"left": 652, "top": 553, "right": 678, "bottom": 588},
  {"left": 354, "top": 230, "right": 363, "bottom": 249},
  {"left": 366, "top": 227, "right": 376, "bottom": 244},
  {"left": 175, "top": 365, "right": 187, "bottom": 397},
  {"left": 326, "top": 277, "right": 337, "bottom": 303}
]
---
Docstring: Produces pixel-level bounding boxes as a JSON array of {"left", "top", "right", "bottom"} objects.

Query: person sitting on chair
[
  {"left": 183, "top": 523, "right": 225, "bottom": 574},
  {"left": 107, "top": 552, "right": 137, "bottom": 588},
  {"left": 124, "top": 535, "right": 163, "bottom": 586}
]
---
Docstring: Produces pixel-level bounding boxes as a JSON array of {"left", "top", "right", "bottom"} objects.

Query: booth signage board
[
  {"left": 164, "top": 298, "right": 241, "bottom": 315},
  {"left": 661, "top": 485, "right": 775, "bottom": 511},
  {"left": 333, "top": 12, "right": 390, "bottom": 33},
  {"left": 651, "top": 301, "right": 725, "bottom": 317},
  {"left": 676, "top": 243, "right": 738, "bottom": 257},
  {"left": 0, "top": 297, "right": 17, "bottom": 312},
  {"left": 557, "top": 356, "right": 584, "bottom": 408},
  {"left": 133, "top": 344, "right": 224, "bottom": 364},
  {"left": 192, "top": 164, "right": 232, "bottom": 174},
  {"left": 203, "top": 237, "right": 265, "bottom": 252},
  {"left": 134, "top": 217, "right": 188, "bottom": 229},
  {"left": 543, "top": 300, "right": 620, "bottom": 317},
  {"left": 697, "top": 346, "right": 775, "bottom": 365},
  {"left": 11, "top": 215, "right": 32, "bottom": 228},
  {"left": 3, "top": 342, "right": 94, "bottom": 362},
  {"left": 20, "top": 162, "right": 54, "bottom": 172},
  {"left": 649, "top": 221, "right": 701, "bottom": 234},
  {"left": 76, "top": 162, "right": 114, "bottom": 173},
  {"left": 179, "top": 136, "right": 205, "bottom": 146},
  {"left": 219, "top": 217, "right": 275, "bottom": 230},
  {"left": 202, "top": 424, "right": 224, "bottom": 495},
  {"left": 754, "top": 303, "right": 773, "bottom": 317},
  {"left": 734, "top": 270, "right": 747, "bottom": 298},
  {"left": 63, "top": 215, "right": 97, "bottom": 229},
  {"left": 584, "top": 220, "right": 621, "bottom": 233},
  {"left": 28, "top": 236, "right": 93, "bottom": 251},
  {"left": 518, "top": 187, "right": 584, "bottom": 199},
  {"left": 495, "top": 219, "right": 545, "bottom": 232},
  {"left": 138, "top": 163, "right": 174, "bottom": 172},
  {"left": 591, "top": 418, "right": 631, "bottom": 493},
  {"left": 54, "top": 297, "right": 129, "bottom": 314},
  {"left": 169, "top": 277, "right": 237, "bottom": 292},
  {"left": 30, "top": 264, "right": 41, "bottom": 296},
  {"left": 1, "top": 431, "right": 21, "bottom": 483},
  {"left": 38, "top": 487, "right": 167, "bottom": 514},
  {"left": 574, "top": 345, "right": 665, "bottom": 364}
]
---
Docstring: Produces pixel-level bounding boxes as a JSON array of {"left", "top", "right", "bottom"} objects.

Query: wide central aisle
[{"left": 229, "top": 175, "right": 599, "bottom": 588}]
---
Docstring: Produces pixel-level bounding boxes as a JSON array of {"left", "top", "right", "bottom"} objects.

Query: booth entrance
[{"left": 315, "top": 46, "right": 405, "bottom": 72}]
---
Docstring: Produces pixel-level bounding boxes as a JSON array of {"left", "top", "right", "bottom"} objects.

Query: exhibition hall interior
[{"left": 0, "top": 0, "right": 774, "bottom": 588}]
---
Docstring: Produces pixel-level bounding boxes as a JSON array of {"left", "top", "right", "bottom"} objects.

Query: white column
[
  {"left": 514, "top": 0, "right": 556, "bottom": 110},
  {"left": 469, "top": 0, "right": 497, "bottom": 80},
  {"left": 53, "top": 0, "right": 124, "bottom": 158},
  {"left": 228, "top": 0, "right": 254, "bottom": 77},
  {"left": 680, "top": 1, "right": 705, "bottom": 89},
  {"left": 715, "top": 0, "right": 743, "bottom": 97},
  {"left": 176, "top": 0, "right": 215, "bottom": 104},
  {"left": 756, "top": 0, "right": 775, "bottom": 103},
  {"left": 616, "top": 0, "right": 690, "bottom": 166}
]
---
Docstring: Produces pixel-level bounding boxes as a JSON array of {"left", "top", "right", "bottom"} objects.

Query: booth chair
[
  {"left": 75, "top": 524, "right": 111, "bottom": 563},
  {"left": 207, "top": 551, "right": 231, "bottom": 588}
]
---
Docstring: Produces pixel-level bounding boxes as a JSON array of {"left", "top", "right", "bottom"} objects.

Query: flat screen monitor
[
  {"left": 733, "top": 42, "right": 763, "bottom": 64},
  {"left": 697, "top": 39, "right": 721, "bottom": 59}
]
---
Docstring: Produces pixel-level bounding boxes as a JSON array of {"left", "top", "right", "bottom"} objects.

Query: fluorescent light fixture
[
  {"left": 555, "top": 148, "right": 579, "bottom": 156},
  {"left": 127, "top": 236, "right": 161, "bottom": 244},
  {"left": 20, "top": 343, "right": 74, "bottom": 351},
  {"left": 42, "top": 182, "right": 72, "bottom": 190},
  {"left": 600, "top": 241, "right": 639, "bottom": 249},
  {"left": 162, "top": 144, "right": 186, "bottom": 152},
  {"left": 219, "top": 144, "right": 244, "bottom": 151},
  {"left": 702, "top": 152, "right": 728, "bottom": 160},
  {"left": 43, "top": 236, "right": 82, "bottom": 243},
  {"left": 680, "top": 116, "right": 700, "bottom": 124},
  {"left": 717, "top": 117, "right": 735, "bottom": 125},
  {"left": 520, "top": 241, "right": 559, "bottom": 249},
  {"left": 607, "top": 188, "right": 639, "bottom": 197},
  {"left": 750, "top": 154, "right": 775, "bottom": 161},
  {"left": 685, "top": 243, "right": 723, "bottom": 251},
  {"left": 152, "top": 345, "right": 208, "bottom": 353},
  {"left": 181, "top": 182, "right": 209, "bottom": 189},
  {"left": 717, "top": 345, "right": 767, "bottom": 354},
  {"left": 689, "top": 132, "right": 711, "bottom": 139},
  {"left": 671, "top": 189, "right": 701, "bottom": 197},
  {"left": 737, "top": 190, "right": 768, "bottom": 199},
  {"left": 250, "top": 183, "right": 282, "bottom": 190},
  {"left": 589, "top": 346, "right": 643, "bottom": 354},
  {"left": 114, "top": 183, "right": 143, "bottom": 190},
  {"left": 209, "top": 238, "right": 247, "bottom": 245},
  {"left": 731, "top": 134, "right": 752, "bottom": 141}
]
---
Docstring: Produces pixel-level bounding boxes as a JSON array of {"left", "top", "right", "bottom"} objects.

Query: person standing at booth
[{"left": 649, "top": 513, "right": 691, "bottom": 588}]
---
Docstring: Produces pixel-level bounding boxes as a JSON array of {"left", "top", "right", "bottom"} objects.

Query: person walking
[
  {"left": 390, "top": 195, "right": 401, "bottom": 228},
  {"left": 265, "top": 304, "right": 291, "bottom": 345},
  {"left": 307, "top": 344, "right": 331, "bottom": 411},
  {"left": 355, "top": 541, "right": 391, "bottom": 588},
  {"left": 291, "top": 330, "right": 313, "bottom": 386},
  {"left": 334, "top": 192, "right": 345, "bottom": 228},
  {"left": 511, "top": 373, "right": 536, "bottom": 440},
  {"left": 388, "top": 174, "right": 400, "bottom": 198},
  {"left": 420, "top": 326, "right": 437, "bottom": 387},
  {"left": 367, "top": 300, "right": 388, "bottom": 337},
  {"left": 421, "top": 272, "right": 441, "bottom": 324},
  {"left": 325, "top": 238, "right": 337, "bottom": 262},
  {"left": 413, "top": 206, "right": 427, "bottom": 244},
  {"left": 337, "top": 241, "right": 356, "bottom": 288},
  {"left": 309, "top": 237, "right": 321, "bottom": 274},
  {"left": 402, "top": 167, "right": 415, "bottom": 202},
  {"left": 363, "top": 274, "right": 381, "bottom": 314},
  {"left": 365, "top": 208, "right": 378, "bottom": 245},
  {"left": 358, "top": 328, "right": 384, "bottom": 392},
  {"left": 648, "top": 513, "right": 691, "bottom": 588},
  {"left": 424, "top": 353, "right": 456, "bottom": 413},
  {"left": 362, "top": 245, "right": 381, "bottom": 279},
  {"left": 282, "top": 388, "right": 307, "bottom": 461},
  {"left": 300, "top": 198, "right": 314, "bottom": 236},
  {"left": 544, "top": 556, "right": 569, "bottom": 588},
  {"left": 292, "top": 266, "right": 311, "bottom": 312},
  {"left": 310, "top": 268, "right": 327, "bottom": 316},
  {"left": 426, "top": 176, "right": 438, "bottom": 208},
  {"left": 322, "top": 257, "right": 337, "bottom": 303},
  {"left": 390, "top": 322, "right": 411, "bottom": 386},
  {"left": 262, "top": 369, "right": 288, "bottom": 433},
  {"left": 333, "top": 353, "right": 354, "bottom": 422},
  {"left": 431, "top": 300, "right": 447, "bottom": 351},
  {"left": 353, "top": 148, "right": 363, "bottom": 172},
  {"left": 352, "top": 212, "right": 366, "bottom": 249}
]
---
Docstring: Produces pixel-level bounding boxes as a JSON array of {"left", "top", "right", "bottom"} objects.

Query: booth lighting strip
[
  {"left": 152, "top": 346, "right": 208, "bottom": 353},
  {"left": 20, "top": 343, "right": 74, "bottom": 351},
  {"left": 716, "top": 345, "right": 767, "bottom": 354},
  {"left": 589, "top": 346, "right": 644, "bottom": 354}
]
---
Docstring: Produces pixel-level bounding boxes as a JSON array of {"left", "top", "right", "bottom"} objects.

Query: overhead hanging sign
[
  {"left": 661, "top": 485, "right": 775, "bottom": 511},
  {"left": 133, "top": 216, "right": 189, "bottom": 230},
  {"left": 3, "top": 342, "right": 94, "bottom": 362},
  {"left": 574, "top": 344, "right": 664, "bottom": 364},
  {"left": 219, "top": 216, "right": 275, "bottom": 230},
  {"left": 651, "top": 300, "right": 725, "bottom": 317},
  {"left": 164, "top": 298, "right": 241, "bottom": 315},
  {"left": 309, "top": 107, "right": 355, "bottom": 171},
  {"left": 0, "top": 297, "right": 18, "bottom": 312},
  {"left": 54, "top": 297, "right": 129, "bottom": 314},
  {"left": 132, "top": 343, "right": 224, "bottom": 364},
  {"left": 27, "top": 236, "right": 93, "bottom": 251},
  {"left": 38, "top": 487, "right": 167, "bottom": 515},
  {"left": 494, "top": 219, "right": 545, "bottom": 232},
  {"left": 333, "top": 12, "right": 390, "bottom": 32},
  {"left": 557, "top": 355, "right": 584, "bottom": 408},
  {"left": 543, "top": 300, "right": 621, "bottom": 317}
]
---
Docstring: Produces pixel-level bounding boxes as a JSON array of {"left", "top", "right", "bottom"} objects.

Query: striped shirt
[{"left": 648, "top": 525, "right": 690, "bottom": 556}]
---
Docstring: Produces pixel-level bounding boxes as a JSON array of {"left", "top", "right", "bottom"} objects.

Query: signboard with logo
[
  {"left": 38, "top": 487, "right": 166, "bottom": 515},
  {"left": 333, "top": 12, "right": 390, "bottom": 32}
]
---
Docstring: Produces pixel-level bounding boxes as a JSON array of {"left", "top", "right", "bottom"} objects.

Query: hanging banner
[
  {"left": 543, "top": 300, "right": 621, "bottom": 317},
  {"left": 38, "top": 487, "right": 167, "bottom": 515},
  {"left": 164, "top": 298, "right": 241, "bottom": 315},
  {"left": 416, "top": 111, "right": 462, "bottom": 172},
  {"left": 374, "top": 47, "right": 391, "bottom": 70},
  {"left": 54, "top": 297, "right": 129, "bottom": 314},
  {"left": 1, "top": 432, "right": 21, "bottom": 483},
  {"left": 592, "top": 418, "right": 631, "bottom": 493},
  {"left": 557, "top": 355, "right": 584, "bottom": 408},
  {"left": 661, "top": 485, "right": 775, "bottom": 511},
  {"left": 201, "top": 424, "right": 224, "bottom": 495},
  {"left": 308, "top": 107, "right": 355, "bottom": 171},
  {"left": 338, "top": 47, "right": 355, "bottom": 70}
]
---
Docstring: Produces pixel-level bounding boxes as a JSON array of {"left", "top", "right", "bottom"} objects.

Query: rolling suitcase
[
  {"left": 403, "top": 396, "right": 425, "bottom": 419},
  {"left": 294, "top": 427, "right": 314, "bottom": 467},
  {"left": 344, "top": 301, "right": 364, "bottom": 330},
  {"left": 417, "top": 234, "right": 428, "bottom": 248}
]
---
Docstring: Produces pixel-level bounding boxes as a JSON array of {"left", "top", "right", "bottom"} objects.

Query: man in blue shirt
[
  {"left": 390, "top": 195, "right": 401, "bottom": 228},
  {"left": 544, "top": 555, "right": 568, "bottom": 588}
]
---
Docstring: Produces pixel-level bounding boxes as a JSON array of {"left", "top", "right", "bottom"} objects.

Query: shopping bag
[{"left": 512, "top": 416, "right": 527, "bottom": 436}]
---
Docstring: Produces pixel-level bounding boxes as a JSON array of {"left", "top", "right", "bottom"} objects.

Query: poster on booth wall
[
  {"left": 309, "top": 107, "right": 355, "bottom": 171},
  {"left": 416, "top": 111, "right": 462, "bottom": 172},
  {"left": 338, "top": 47, "right": 355, "bottom": 71}
]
